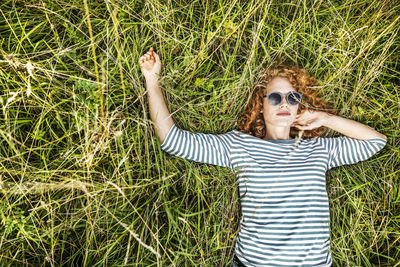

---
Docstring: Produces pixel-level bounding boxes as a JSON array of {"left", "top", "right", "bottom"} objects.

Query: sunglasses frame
[{"left": 264, "top": 91, "right": 303, "bottom": 106}]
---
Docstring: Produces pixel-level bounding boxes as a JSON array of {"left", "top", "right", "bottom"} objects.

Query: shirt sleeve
[
  {"left": 323, "top": 136, "right": 387, "bottom": 170},
  {"left": 160, "top": 124, "right": 233, "bottom": 168}
]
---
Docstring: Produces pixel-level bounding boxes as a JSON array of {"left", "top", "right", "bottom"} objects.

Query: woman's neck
[{"left": 264, "top": 124, "right": 292, "bottom": 140}]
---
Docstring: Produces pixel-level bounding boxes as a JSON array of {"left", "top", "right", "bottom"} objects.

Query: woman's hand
[
  {"left": 139, "top": 47, "right": 161, "bottom": 80},
  {"left": 292, "top": 110, "right": 328, "bottom": 130}
]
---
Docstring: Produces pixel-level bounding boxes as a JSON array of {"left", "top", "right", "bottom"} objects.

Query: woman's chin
[{"left": 271, "top": 118, "right": 295, "bottom": 127}]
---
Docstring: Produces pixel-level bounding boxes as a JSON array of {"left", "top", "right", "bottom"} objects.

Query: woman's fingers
[
  {"left": 294, "top": 117, "right": 307, "bottom": 125},
  {"left": 293, "top": 124, "right": 312, "bottom": 131},
  {"left": 140, "top": 47, "right": 159, "bottom": 61},
  {"left": 139, "top": 53, "right": 155, "bottom": 64},
  {"left": 139, "top": 47, "right": 161, "bottom": 76},
  {"left": 139, "top": 47, "right": 161, "bottom": 78},
  {"left": 293, "top": 119, "right": 321, "bottom": 130},
  {"left": 295, "top": 111, "right": 317, "bottom": 126},
  {"left": 153, "top": 52, "right": 160, "bottom": 61}
]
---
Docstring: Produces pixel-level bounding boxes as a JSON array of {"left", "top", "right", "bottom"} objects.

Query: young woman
[{"left": 139, "top": 47, "right": 387, "bottom": 266}]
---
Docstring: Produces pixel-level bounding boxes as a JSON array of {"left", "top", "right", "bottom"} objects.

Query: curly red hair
[{"left": 237, "top": 65, "right": 336, "bottom": 139}]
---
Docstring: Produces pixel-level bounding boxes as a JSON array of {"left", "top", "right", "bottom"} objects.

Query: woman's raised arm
[
  {"left": 139, "top": 47, "right": 174, "bottom": 144},
  {"left": 293, "top": 110, "right": 387, "bottom": 140}
]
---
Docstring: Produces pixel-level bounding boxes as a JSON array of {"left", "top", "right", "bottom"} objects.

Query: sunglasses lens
[
  {"left": 287, "top": 92, "right": 302, "bottom": 105},
  {"left": 267, "top": 93, "right": 282, "bottom": 105}
]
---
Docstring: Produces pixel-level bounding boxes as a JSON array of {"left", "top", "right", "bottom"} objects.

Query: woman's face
[{"left": 262, "top": 77, "right": 299, "bottom": 127}]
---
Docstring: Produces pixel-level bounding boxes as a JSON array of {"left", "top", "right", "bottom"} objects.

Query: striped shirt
[{"left": 160, "top": 124, "right": 387, "bottom": 266}]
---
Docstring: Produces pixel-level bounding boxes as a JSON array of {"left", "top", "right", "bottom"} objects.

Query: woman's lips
[{"left": 277, "top": 111, "right": 291, "bottom": 116}]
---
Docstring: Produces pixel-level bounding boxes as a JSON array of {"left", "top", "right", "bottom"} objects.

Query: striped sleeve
[
  {"left": 160, "top": 124, "right": 233, "bottom": 168},
  {"left": 323, "top": 136, "right": 387, "bottom": 169}
]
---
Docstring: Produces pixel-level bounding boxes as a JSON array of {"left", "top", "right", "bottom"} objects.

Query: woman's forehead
[{"left": 266, "top": 77, "right": 296, "bottom": 93}]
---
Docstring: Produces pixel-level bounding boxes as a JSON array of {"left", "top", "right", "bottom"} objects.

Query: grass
[{"left": 0, "top": 0, "right": 399, "bottom": 266}]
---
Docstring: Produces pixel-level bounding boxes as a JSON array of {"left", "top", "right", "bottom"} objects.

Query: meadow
[{"left": 0, "top": 0, "right": 399, "bottom": 266}]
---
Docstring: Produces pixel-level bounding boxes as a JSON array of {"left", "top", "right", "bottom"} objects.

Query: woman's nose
[{"left": 279, "top": 97, "right": 288, "bottom": 108}]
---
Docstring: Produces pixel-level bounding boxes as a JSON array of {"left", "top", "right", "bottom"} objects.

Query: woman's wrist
[
  {"left": 144, "top": 74, "right": 160, "bottom": 90},
  {"left": 144, "top": 73, "right": 159, "bottom": 82},
  {"left": 318, "top": 111, "right": 332, "bottom": 127}
]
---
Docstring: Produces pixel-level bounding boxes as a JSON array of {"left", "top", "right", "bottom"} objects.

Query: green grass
[{"left": 0, "top": 0, "right": 399, "bottom": 266}]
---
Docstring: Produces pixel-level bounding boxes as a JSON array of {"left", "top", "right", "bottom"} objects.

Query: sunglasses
[{"left": 264, "top": 91, "right": 302, "bottom": 106}]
